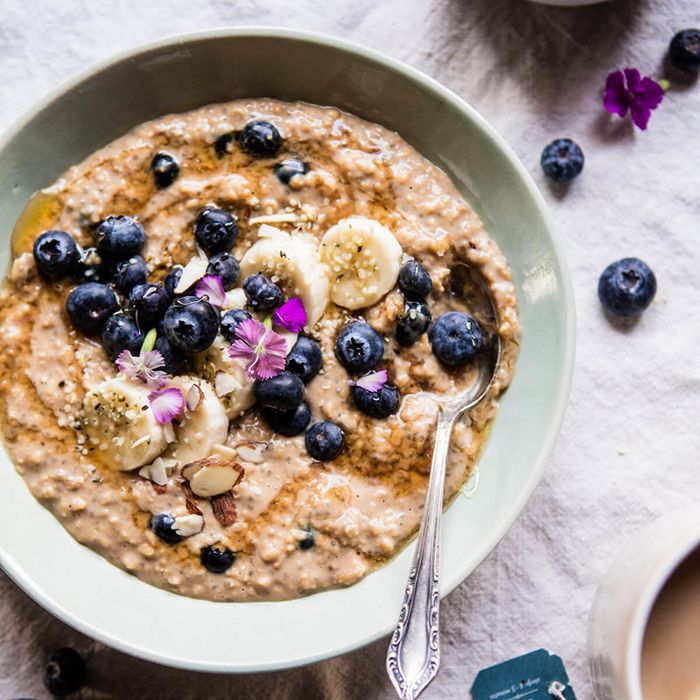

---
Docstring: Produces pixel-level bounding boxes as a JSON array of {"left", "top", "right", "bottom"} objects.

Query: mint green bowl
[{"left": 0, "top": 28, "right": 575, "bottom": 672}]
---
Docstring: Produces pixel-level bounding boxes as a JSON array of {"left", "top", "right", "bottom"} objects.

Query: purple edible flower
[
  {"left": 348, "top": 369, "right": 388, "bottom": 393},
  {"left": 148, "top": 387, "right": 185, "bottom": 424},
  {"left": 116, "top": 349, "right": 168, "bottom": 389},
  {"left": 271, "top": 297, "right": 307, "bottom": 333},
  {"left": 194, "top": 275, "right": 226, "bottom": 307},
  {"left": 603, "top": 68, "right": 664, "bottom": 130},
  {"left": 228, "top": 318, "right": 288, "bottom": 380}
]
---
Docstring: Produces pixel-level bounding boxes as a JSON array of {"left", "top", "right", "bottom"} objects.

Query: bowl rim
[{"left": 0, "top": 26, "right": 576, "bottom": 672}]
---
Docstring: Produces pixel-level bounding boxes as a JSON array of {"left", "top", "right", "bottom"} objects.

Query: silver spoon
[{"left": 386, "top": 265, "right": 502, "bottom": 700}]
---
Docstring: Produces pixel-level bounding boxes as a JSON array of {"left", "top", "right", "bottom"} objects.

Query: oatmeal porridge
[{"left": 0, "top": 99, "right": 519, "bottom": 601}]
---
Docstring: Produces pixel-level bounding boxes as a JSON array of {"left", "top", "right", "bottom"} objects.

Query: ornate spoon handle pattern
[{"left": 386, "top": 409, "right": 458, "bottom": 700}]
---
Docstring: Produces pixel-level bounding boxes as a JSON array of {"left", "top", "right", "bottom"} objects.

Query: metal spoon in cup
[{"left": 386, "top": 265, "right": 502, "bottom": 700}]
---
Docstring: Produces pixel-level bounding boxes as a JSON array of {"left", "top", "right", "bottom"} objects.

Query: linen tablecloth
[{"left": 1, "top": 0, "right": 698, "bottom": 697}]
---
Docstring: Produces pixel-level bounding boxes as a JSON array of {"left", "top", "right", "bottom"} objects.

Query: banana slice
[
  {"left": 192, "top": 331, "right": 296, "bottom": 419},
  {"left": 83, "top": 377, "right": 167, "bottom": 471},
  {"left": 164, "top": 376, "right": 229, "bottom": 464},
  {"left": 320, "top": 216, "right": 402, "bottom": 310},
  {"left": 239, "top": 225, "right": 329, "bottom": 327}
]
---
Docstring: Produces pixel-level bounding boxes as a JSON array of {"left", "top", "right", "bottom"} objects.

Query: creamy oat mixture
[{"left": 0, "top": 99, "right": 519, "bottom": 601}]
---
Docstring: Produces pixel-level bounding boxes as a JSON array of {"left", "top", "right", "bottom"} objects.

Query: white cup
[{"left": 588, "top": 506, "right": 700, "bottom": 700}]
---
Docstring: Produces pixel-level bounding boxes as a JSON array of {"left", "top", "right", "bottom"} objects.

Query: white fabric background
[{"left": 1, "top": 0, "right": 698, "bottom": 698}]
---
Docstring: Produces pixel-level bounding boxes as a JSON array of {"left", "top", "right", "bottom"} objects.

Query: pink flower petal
[
  {"left": 264, "top": 330, "right": 289, "bottom": 356},
  {"left": 603, "top": 70, "right": 629, "bottom": 118},
  {"left": 148, "top": 387, "right": 185, "bottom": 424},
  {"left": 116, "top": 349, "right": 167, "bottom": 388},
  {"left": 639, "top": 76, "right": 664, "bottom": 110},
  {"left": 630, "top": 103, "right": 652, "bottom": 130},
  {"left": 349, "top": 369, "right": 388, "bottom": 393},
  {"left": 227, "top": 318, "right": 288, "bottom": 380},
  {"left": 250, "top": 348, "right": 287, "bottom": 379},
  {"left": 271, "top": 297, "right": 307, "bottom": 333},
  {"left": 142, "top": 350, "right": 165, "bottom": 371},
  {"left": 195, "top": 275, "right": 227, "bottom": 307},
  {"left": 232, "top": 318, "right": 268, "bottom": 348},
  {"left": 116, "top": 349, "right": 139, "bottom": 377},
  {"left": 622, "top": 67, "right": 642, "bottom": 91}
]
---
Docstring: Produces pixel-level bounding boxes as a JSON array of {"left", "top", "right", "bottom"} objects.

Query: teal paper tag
[{"left": 471, "top": 649, "right": 576, "bottom": 700}]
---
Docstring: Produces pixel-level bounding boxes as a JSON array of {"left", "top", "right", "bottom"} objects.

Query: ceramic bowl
[{"left": 0, "top": 28, "right": 575, "bottom": 672}]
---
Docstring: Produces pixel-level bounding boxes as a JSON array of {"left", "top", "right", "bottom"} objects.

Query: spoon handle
[{"left": 387, "top": 408, "right": 458, "bottom": 700}]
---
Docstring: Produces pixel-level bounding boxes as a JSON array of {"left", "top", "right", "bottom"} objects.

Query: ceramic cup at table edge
[{"left": 588, "top": 504, "right": 700, "bottom": 700}]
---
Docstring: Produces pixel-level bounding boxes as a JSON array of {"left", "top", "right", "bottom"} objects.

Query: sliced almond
[
  {"left": 182, "top": 457, "right": 244, "bottom": 484},
  {"left": 174, "top": 255, "right": 208, "bottom": 294},
  {"left": 211, "top": 491, "right": 237, "bottom": 526},
  {"left": 211, "top": 444, "right": 239, "bottom": 460},
  {"left": 173, "top": 513, "right": 204, "bottom": 537},
  {"left": 186, "top": 383, "right": 204, "bottom": 412},
  {"left": 179, "top": 479, "right": 202, "bottom": 515},
  {"left": 139, "top": 456, "right": 178, "bottom": 486},
  {"left": 215, "top": 370, "right": 241, "bottom": 397},
  {"left": 163, "top": 421, "right": 176, "bottom": 444},
  {"left": 235, "top": 441, "right": 267, "bottom": 464},
  {"left": 190, "top": 465, "right": 241, "bottom": 497}
]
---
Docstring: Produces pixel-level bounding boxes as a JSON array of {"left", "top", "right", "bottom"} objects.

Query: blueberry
[
  {"left": 396, "top": 300, "right": 432, "bottom": 346},
  {"left": 206, "top": 252, "right": 240, "bottom": 290},
  {"left": 274, "top": 158, "right": 309, "bottom": 185},
  {"left": 598, "top": 258, "right": 657, "bottom": 317},
  {"left": 262, "top": 400, "right": 311, "bottom": 437},
  {"left": 238, "top": 120, "right": 282, "bottom": 158},
  {"left": 163, "top": 296, "right": 219, "bottom": 352},
  {"left": 220, "top": 308, "right": 252, "bottom": 342},
  {"left": 43, "top": 647, "right": 86, "bottom": 697},
  {"left": 200, "top": 545, "right": 236, "bottom": 573},
  {"left": 299, "top": 526, "right": 315, "bottom": 550},
  {"left": 94, "top": 215, "right": 145, "bottom": 262},
  {"left": 33, "top": 230, "right": 81, "bottom": 279},
  {"left": 66, "top": 282, "right": 119, "bottom": 335},
  {"left": 243, "top": 273, "right": 283, "bottom": 312},
  {"left": 305, "top": 421, "right": 345, "bottom": 461},
  {"left": 335, "top": 322, "right": 384, "bottom": 373},
  {"left": 150, "top": 512, "right": 182, "bottom": 544},
  {"left": 128, "top": 283, "right": 169, "bottom": 329},
  {"left": 164, "top": 265, "right": 183, "bottom": 298},
  {"left": 352, "top": 384, "right": 400, "bottom": 419},
  {"left": 113, "top": 255, "right": 148, "bottom": 294},
  {"left": 193, "top": 207, "right": 239, "bottom": 254},
  {"left": 154, "top": 335, "right": 186, "bottom": 374},
  {"left": 398, "top": 260, "right": 432, "bottom": 300},
  {"left": 214, "top": 132, "right": 234, "bottom": 157},
  {"left": 429, "top": 311, "right": 484, "bottom": 366},
  {"left": 254, "top": 371, "right": 305, "bottom": 411},
  {"left": 151, "top": 152, "right": 180, "bottom": 188},
  {"left": 285, "top": 336, "right": 323, "bottom": 383},
  {"left": 540, "top": 138, "right": 585, "bottom": 183},
  {"left": 670, "top": 29, "right": 700, "bottom": 72},
  {"left": 101, "top": 313, "right": 144, "bottom": 360}
]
